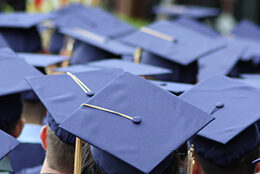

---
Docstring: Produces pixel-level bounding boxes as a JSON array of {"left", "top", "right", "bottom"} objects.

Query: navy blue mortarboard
[
  {"left": 59, "top": 72, "right": 214, "bottom": 174},
  {"left": 0, "top": 47, "right": 16, "bottom": 56},
  {"left": 121, "top": 20, "right": 225, "bottom": 82},
  {"left": 0, "top": 58, "right": 42, "bottom": 123},
  {"left": 173, "top": 17, "right": 220, "bottom": 38},
  {"left": 148, "top": 80, "right": 193, "bottom": 95},
  {"left": 0, "top": 33, "right": 10, "bottom": 49},
  {"left": 153, "top": 5, "right": 220, "bottom": 19},
  {"left": 60, "top": 28, "right": 135, "bottom": 64},
  {"left": 0, "top": 12, "right": 48, "bottom": 29},
  {"left": 237, "top": 38, "right": 260, "bottom": 61},
  {"left": 87, "top": 59, "right": 171, "bottom": 76},
  {"left": 18, "top": 53, "right": 69, "bottom": 67},
  {"left": 0, "top": 130, "right": 19, "bottom": 160},
  {"left": 55, "top": 59, "right": 171, "bottom": 76},
  {"left": 55, "top": 64, "right": 101, "bottom": 74},
  {"left": 232, "top": 19, "right": 260, "bottom": 41},
  {"left": 180, "top": 75, "right": 260, "bottom": 165},
  {"left": 198, "top": 40, "right": 248, "bottom": 81},
  {"left": 0, "top": 58, "right": 42, "bottom": 96},
  {"left": 25, "top": 69, "right": 124, "bottom": 144},
  {"left": 0, "top": 12, "right": 48, "bottom": 52},
  {"left": 9, "top": 124, "right": 45, "bottom": 172},
  {"left": 49, "top": 4, "right": 135, "bottom": 61},
  {"left": 234, "top": 78, "right": 260, "bottom": 89},
  {"left": 52, "top": 4, "right": 134, "bottom": 38}
]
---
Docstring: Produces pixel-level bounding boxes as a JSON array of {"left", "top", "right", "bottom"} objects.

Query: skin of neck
[{"left": 40, "top": 158, "right": 72, "bottom": 174}]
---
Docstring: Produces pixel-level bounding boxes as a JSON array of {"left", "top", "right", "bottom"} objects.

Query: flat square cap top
[
  {"left": 121, "top": 20, "right": 225, "bottom": 65},
  {"left": 55, "top": 59, "right": 171, "bottom": 76},
  {"left": 0, "top": 130, "right": 19, "bottom": 160},
  {"left": 53, "top": 5, "right": 134, "bottom": 38},
  {"left": 60, "top": 27, "right": 135, "bottom": 56},
  {"left": 0, "top": 58, "right": 42, "bottom": 96},
  {"left": 180, "top": 75, "right": 260, "bottom": 144},
  {"left": 25, "top": 69, "right": 124, "bottom": 125},
  {"left": 0, "top": 47, "right": 16, "bottom": 56},
  {"left": 18, "top": 53, "right": 69, "bottom": 67},
  {"left": 198, "top": 40, "right": 248, "bottom": 81},
  {"left": 235, "top": 38, "right": 260, "bottom": 61},
  {"left": 153, "top": 5, "right": 220, "bottom": 19},
  {"left": 173, "top": 17, "right": 220, "bottom": 38},
  {"left": 55, "top": 64, "right": 101, "bottom": 73},
  {"left": 60, "top": 72, "right": 213, "bottom": 173},
  {"left": 0, "top": 12, "right": 49, "bottom": 28},
  {"left": 87, "top": 59, "right": 172, "bottom": 76},
  {"left": 232, "top": 19, "right": 260, "bottom": 41}
]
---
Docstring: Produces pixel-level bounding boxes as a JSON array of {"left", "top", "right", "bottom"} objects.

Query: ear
[
  {"left": 40, "top": 125, "right": 48, "bottom": 150},
  {"left": 13, "top": 118, "right": 25, "bottom": 138}
]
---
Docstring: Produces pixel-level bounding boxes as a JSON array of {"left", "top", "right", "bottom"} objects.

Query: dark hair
[
  {"left": 197, "top": 145, "right": 258, "bottom": 174},
  {"left": 0, "top": 94, "right": 23, "bottom": 134},
  {"left": 81, "top": 143, "right": 180, "bottom": 174},
  {"left": 193, "top": 124, "right": 260, "bottom": 174},
  {"left": 46, "top": 126, "right": 75, "bottom": 173},
  {"left": 81, "top": 144, "right": 106, "bottom": 174}
]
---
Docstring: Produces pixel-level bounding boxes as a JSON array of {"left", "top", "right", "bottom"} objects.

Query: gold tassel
[
  {"left": 187, "top": 144, "right": 195, "bottom": 174},
  {"left": 74, "top": 137, "right": 83, "bottom": 174},
  {"left": 134, "top": 47, "right": 142, "bottom": 64}
]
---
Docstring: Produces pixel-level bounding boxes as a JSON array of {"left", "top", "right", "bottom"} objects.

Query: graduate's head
[
  {"left": 191, "top": 124, "right": 260, "bottom": 174},
  {"left": 0, "top": 93, "right": 25, "bottom": 138},
  {"left": 40, "top": 125, "right": 75, "bottom": 174},
  {"left": 40, "top": 112, "right": 76, "bottom": 174},
  {"left": 180, "top": 75, "right": 260, "bottom": 174},
  {"left": 0, "top": 52, "right": 42, "bottom": 137}
]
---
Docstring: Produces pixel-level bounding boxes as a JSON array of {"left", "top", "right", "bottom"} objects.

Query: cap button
[
  {"left": 86, "top": 91, "right": 95, "bottom": 97},
  {"left": 215, "top": 102, "right": 224, "bottom": 108},
  {"left": 132, "top": 116, "right": 142, "bottom": 124}
]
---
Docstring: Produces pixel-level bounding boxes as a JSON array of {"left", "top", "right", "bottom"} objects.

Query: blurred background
[{"left": 0, "top": 0, "right": 259, "bottom": 30}]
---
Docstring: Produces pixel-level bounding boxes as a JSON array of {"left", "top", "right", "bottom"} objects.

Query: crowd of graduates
[{"left": 3, "top": 1, "right": 260, "bottom": 174}]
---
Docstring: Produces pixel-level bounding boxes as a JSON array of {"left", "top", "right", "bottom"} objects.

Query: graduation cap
[
  {"left": 0, "top": 58, "right": 42, "bottom": 96},
  {"left": 87, "top": 59, "right": 172, "bottom": 76},
  {"left": 180, "top": 75, "right": 260, "bottom": 165},
  {"left": 234, "top": 78, "right": 260, "bottom": 89},
  {"left": 0, "top": 130, "right": 19, "bottom": 160},
  {"left": 17, "top": 53, "right": 69, "bottom": 68},
  {"left": 0, "top": 33, "right": 10, "bottom": 49},
  {"left": 55, "top": 59, "right": 171, "bottom": 76},
  {"left": 232, "top": 19, "right": 260, "bottom": 41},
  {"left": 148, "top": 80, "right": 193, "bottom": 95},
  {"left": 25, "top": 69, "right": 124, "bottom": 144},
  {"left": 59, "top": 72, "right": 214, "bottom": 174},
  {"left": 173, "top": 17, "right": 220, "bottom": 38},
  {"left": 0, "top": 58, "right": 42, "bottom": 125},
  {"left": 121, "top": 20, "right": 225, "bottom": 83},
  {"left": 198, "top": 40, "right": 248, "bottom": 81},
  {"left": 55, "top": 64, "right": 101, "bottom": 74},
  {"left": 0, "top": 47, "right": 16, "bottom": 56},
  {"left": 49, "top": 4, "right": 135, "bottom": 60},
  {"left": 60, "top": 27, "right": 135, "bottom": 64},
  {"left": 237, "top": 38, "right": 260, "bottom": 61},
  {"left": 153, "top": 5, "right": 220, "bottom": 19},
  {"left": 0, "top": 12, "right": 49, "bottom": 52}
]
